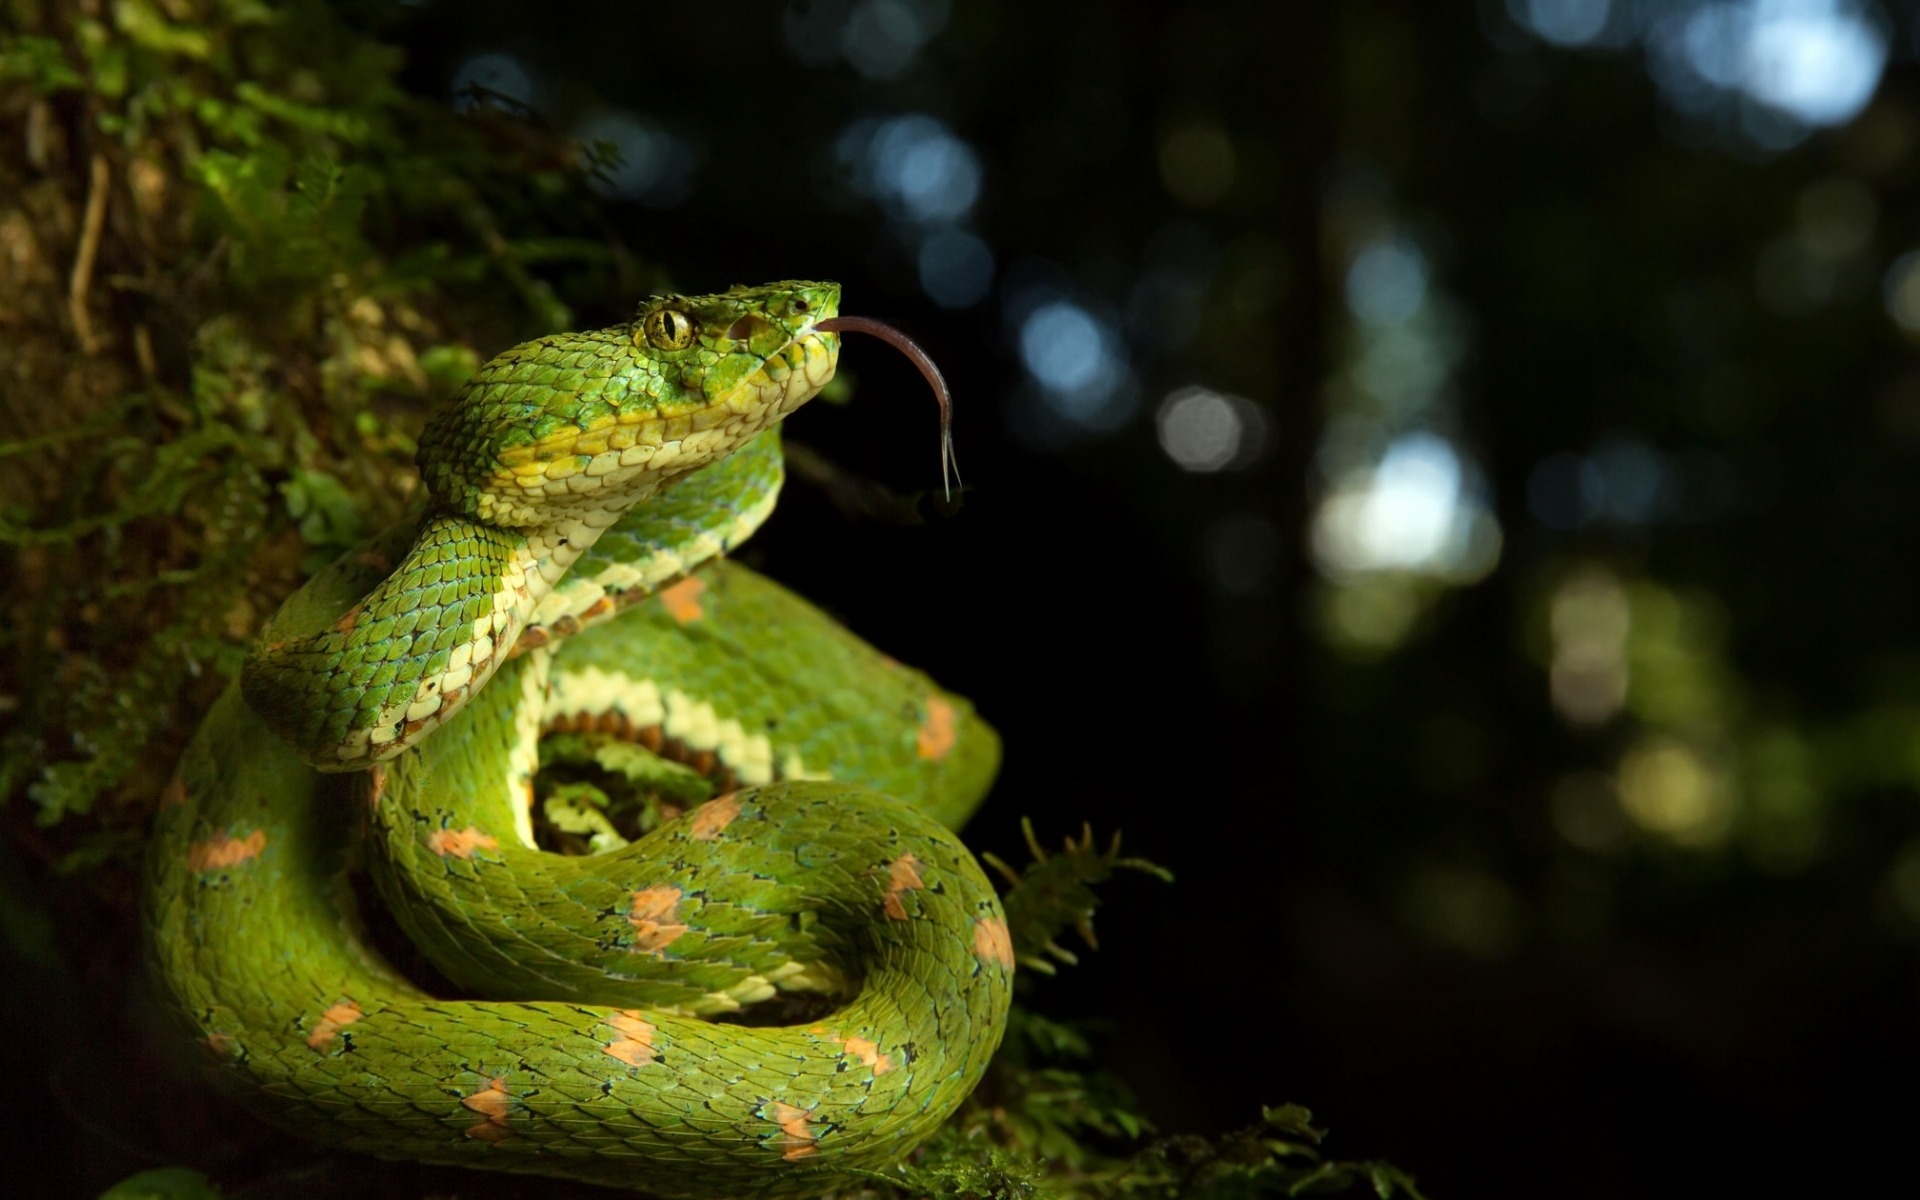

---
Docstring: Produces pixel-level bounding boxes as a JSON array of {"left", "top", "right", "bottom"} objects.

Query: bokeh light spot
[
  {"left": 1550, "top": 568, "right": 1630, "bottom": 727},
  {"left": 575, "top": 111, "right": 696, "bottom": 206},
  {"left": 1345, "top": 236, "right": 1430, "bottom": 326},
  {"left": 1311, "top": 433, "right": 1500, "bottom": 579},
  {"left": 1882, "top": 250, "right": 1920, "bottom": 332},
  {"left": 1508, "top": 0, "right": 1612, "bottom": 48},
  {"left": 450, "top": 52, "right": 538, "bottom": 112},
  {"left": 1317, "top": 576, "right": 1425, "bottom": 658},
  {"left": 1528, "top": 440, "right": 1672, "bottom": 527},
  {"left": 917, "top": 230, "right": 994, "bottom": 308},
  {"left": 1741, "top": 1, "right": 1885, "bottom": 125},
  {"left": 1591, "top": 438, "right": 1669, "bottom": 523},
  {"left": 1617, "top": 737, "right": 1734, "bottom": 847},
  {"left": 1021, "top": 302, "right": 1104, "bottom": 393},
  {"left": 1011, "top": 298, "right": 1133, "bottom": 433},
  {"left": 1647, "top": 0, "right": 1887, "bottom": 133},
  {"left": 1156, "top": 386, "right": 1264, "bottom": 472},
  {"left": 842, "top": 0, "right": 949, "bottom": 79},
  {"left": 840, "top": 115, "right": 981, "bottom": 224}
]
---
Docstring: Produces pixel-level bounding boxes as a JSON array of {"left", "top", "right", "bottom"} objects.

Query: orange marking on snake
[
  {"left": 883, "top": 853, "right": 924, "bottom": 921},
  {"left": 689, "top": 793, "right": 741, "bottom": 840},
  {"left": 973, "top": 916, "right": 1016, "bottom": 970},
  {"left": 426, "top": 826, "right": 498, "bottom": 858},
  {"left": 603, "top": 1010, "right": 657, "bottom": 1067},
  {"left": 916, "top": 694, "right": 957, "bottom": 760},
  {"left": 462, "top": 1077, "right": 514, "bottom": 1142},
  {"left": 160, "top": 777, "right": 188, "bottom": 808},
  {"left": 205, "top": 1032, "right": 235, "bottom": 1056},
  {"left": 332, "top": 602, "right": 364, "bottom": 634},
  {"left": 841, "top": 1034, "right": 892, "bottom": 1075},
  {"left": 767, "top": 1101, "right": 818, "bottom": 1160},
  {"left": 188, "top": 829, "right": 267, "bottom": 871},
  {"left": 658, "top": 576, "right": 707, "bottom": 624},
  {"left": 305, "top": 1000, "right": 363, "bottom": 1050},
  {"left": 628, "top": 886, "right": 688, "bottom": 954},
  {"left": 366, "top": 763, "right": 387, "bottom": 811}
]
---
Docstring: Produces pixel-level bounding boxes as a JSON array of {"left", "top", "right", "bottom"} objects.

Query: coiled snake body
[{"left": 146, "top": 283, "right": 1011, "bottom": 1196}]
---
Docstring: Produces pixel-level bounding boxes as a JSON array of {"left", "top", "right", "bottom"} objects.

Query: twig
[
  {"left": 25, "top": 100, "right": 51, "bottom": 171},
  {"left": 133, "top": 323, "right": 157, "bottom": 384},
  {"left": 68, "top": 152, "right": 110, "bottom": 354}
]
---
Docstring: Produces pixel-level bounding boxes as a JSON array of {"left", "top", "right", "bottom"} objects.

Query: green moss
[{"left": 0, "top": 0, "right": 608, "bottom": 831}]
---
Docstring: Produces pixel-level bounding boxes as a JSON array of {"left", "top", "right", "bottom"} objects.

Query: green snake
[{"left": 145, "top": 282, "right": 1012, "bottom": 1196}]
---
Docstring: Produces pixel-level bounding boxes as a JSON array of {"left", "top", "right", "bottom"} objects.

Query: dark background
[{"left": 364, "top": 1, "right": 1920, "bottom": 1196}]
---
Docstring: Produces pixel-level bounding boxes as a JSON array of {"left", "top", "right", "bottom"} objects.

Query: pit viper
[{"left": 145, "top": 282, "right": 1012, "bottom": 1197}]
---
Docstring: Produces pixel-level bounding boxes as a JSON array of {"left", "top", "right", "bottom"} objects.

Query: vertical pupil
[{"left": 653, "top": 311, "right": 690, "bottom": 345}]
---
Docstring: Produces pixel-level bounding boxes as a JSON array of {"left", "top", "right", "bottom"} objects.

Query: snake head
[
  {"left": 245, "top": 283, "right": 845, "bottom": 769},
  {"left": 418, "top": 280, "right": 842, "bottom": 528}
]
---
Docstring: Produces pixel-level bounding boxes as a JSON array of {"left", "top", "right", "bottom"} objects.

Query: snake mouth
[
  {"left": 721, "top": 308, "right": 955, "bottom": 496},
  {"left": 729, "top": 321, "right": 842, "bottom": 423}
]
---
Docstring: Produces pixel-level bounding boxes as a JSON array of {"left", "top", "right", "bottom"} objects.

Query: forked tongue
[{"left": 814, "top": 316, "right": 959, "bottom": 501}]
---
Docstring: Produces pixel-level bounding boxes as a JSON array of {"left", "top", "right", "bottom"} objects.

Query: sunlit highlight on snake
[{"left": 146, "top": 282, "right": 1011, "bottom": 1196}]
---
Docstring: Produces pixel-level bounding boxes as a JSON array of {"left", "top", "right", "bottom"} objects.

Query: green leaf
[
  {"left": 419, "top": 344, "right": 483, "bottom": 395},
  {"left": 985, "top": 819, "right": 1172, "bottom": 975},
  {"left": 280, "top": 469, "right": 365, "bottom": 552},
  {"left": 0, "top": 36, "right": 85, "bottom": 92},
  {"left": 235, "top": 81, "right": 374, "bottom": 141},
  {"left": 114, "top": 0, "right": 214, "bottom": 60},
  {"left": 291, "top": 154, "right": 370, "bottom": 251}
]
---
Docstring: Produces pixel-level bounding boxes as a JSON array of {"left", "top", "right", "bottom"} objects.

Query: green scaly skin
[{"left": 146, "top": 283, "right": 1012, "bottom": 1197}]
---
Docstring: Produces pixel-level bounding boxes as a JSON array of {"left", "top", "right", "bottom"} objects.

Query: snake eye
[{"left": 643, "top": 308, "right": 696, "bottom": 351}]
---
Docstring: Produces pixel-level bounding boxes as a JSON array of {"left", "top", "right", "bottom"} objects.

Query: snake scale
[{"left": 145, "top": 282, "right": 1012, "bottom": 1196}]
